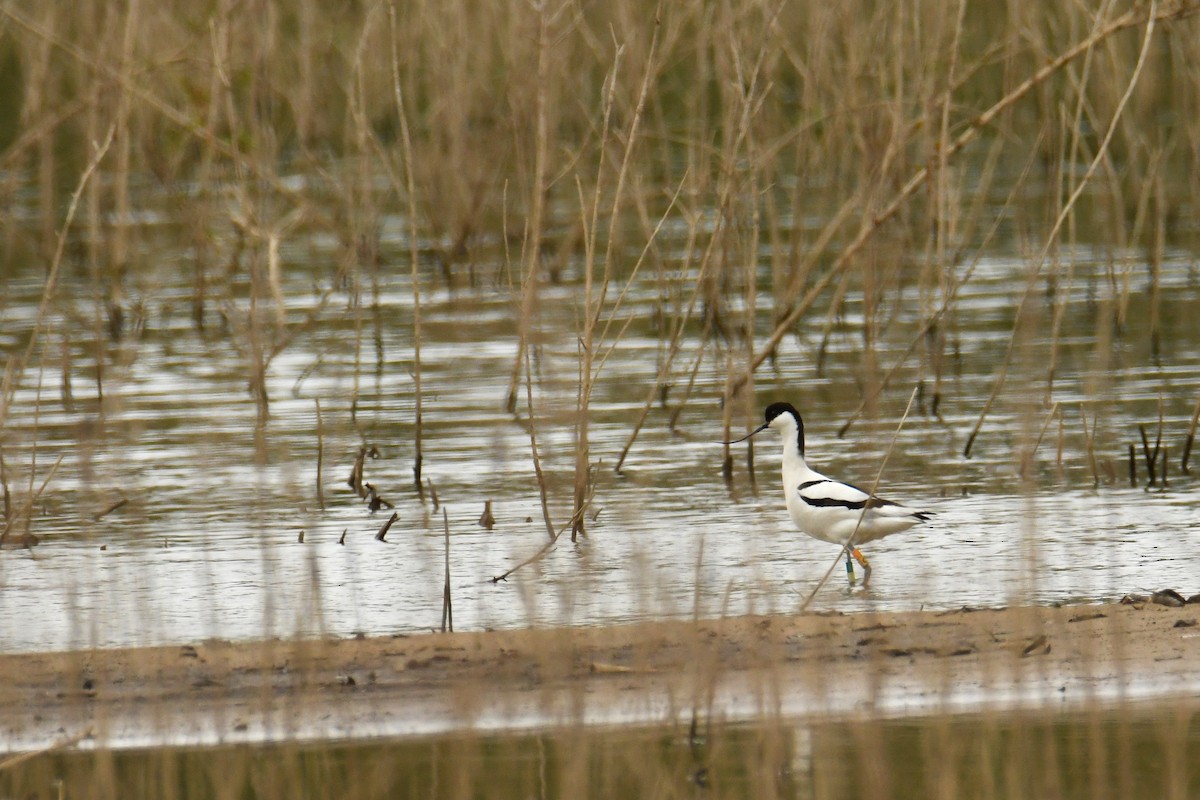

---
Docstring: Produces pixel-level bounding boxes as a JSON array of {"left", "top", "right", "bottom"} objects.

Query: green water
[{"left": 4, "top": 706, "right": 1197, "bottom": 799}]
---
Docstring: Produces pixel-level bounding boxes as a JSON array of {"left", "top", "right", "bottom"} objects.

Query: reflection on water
[
  {"left": 1, "top": 190, "right": 1199, "bottom": 653},
  {"left": 3, "top": 705, "right": 1197, "bottom": 799}
]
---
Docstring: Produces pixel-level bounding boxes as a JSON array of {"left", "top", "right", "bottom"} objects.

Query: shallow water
[
  {"left": 4, "top": 705, "right": 1198, "bottom": 799},
  {"left": 1, "top": 181, "right": 1200, "bottom": 653}
]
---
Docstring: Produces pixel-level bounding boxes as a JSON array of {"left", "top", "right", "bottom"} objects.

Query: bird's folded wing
[{"left": 795, "top": 478, "right": 884, "bottom": 510}]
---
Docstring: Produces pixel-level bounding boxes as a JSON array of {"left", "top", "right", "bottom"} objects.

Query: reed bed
[{"left": 1, "top": 0, "right": 1200, "bottom": 796}]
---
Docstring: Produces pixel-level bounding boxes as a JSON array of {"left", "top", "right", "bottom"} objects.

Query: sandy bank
[{"left": 2, "top": 597, "right": 1198, "bottom": 753}]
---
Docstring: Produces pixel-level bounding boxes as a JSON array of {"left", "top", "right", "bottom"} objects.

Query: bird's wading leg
[{"left": 851, "top": 547, "right": 872, "bottom": 585}]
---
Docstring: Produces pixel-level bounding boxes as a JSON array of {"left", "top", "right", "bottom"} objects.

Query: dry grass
[{"left": 2, "top": 0, "right": 1200, "bottom": 795}]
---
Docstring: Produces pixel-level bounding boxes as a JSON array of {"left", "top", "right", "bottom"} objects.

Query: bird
[{"left": 728, "top": 401, "right": 932, "bottom": 584}]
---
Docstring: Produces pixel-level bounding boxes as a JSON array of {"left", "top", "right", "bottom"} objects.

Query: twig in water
[
  {"left": 315, "top": 399, "right": 325, "bottom": 511},
  {"left": 1128, "top": 444, "right": 1137, "bottom": 487},
  {"left": 374, "top": 512, "right": 398, "bottom": 542},
  {"left": 1182, "top": 394, "right": 1200, "bottom": 474},
  {"left": 387, "top": 2, "right": 425, "bottom": 498},
  {"left": 489, "top": 511, "right": 584, "bottom": 583},
  {"left": 1139, "top": 424, "right": 1159, "bottom": 486},
  {"left": 440, "top": 508, "right": 453, "bottom": 633},
  {"left": 1079, "top": 407, "right": 1099, "bottom": 489},
  {"left": 0, "top": 454, "right": 65, "bottom": 548},
  {"left": 364, "top": 483, "right": 393, "bottom": 512},
  {"left": 0, "top": 448, "right": 9, "bottom": 522},
  {"left": 92, "top": 497, "right": 128, "bottom": 522},
  {"left": 347, "top": 446, "right": 367, "bottom": 498},
  {"left": 1018, "top": 402, "right": 1061, "bottom": 480},
  {"left": 522, "top": 314, "right": 555, "bottom": 542},
  {"left": 478, "top": 500, "right": 495, "bottom": 530}
]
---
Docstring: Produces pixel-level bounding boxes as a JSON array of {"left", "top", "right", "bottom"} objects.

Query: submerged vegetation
[{"left": 2, "top": 0, "right": 1200, "bottom": 795}]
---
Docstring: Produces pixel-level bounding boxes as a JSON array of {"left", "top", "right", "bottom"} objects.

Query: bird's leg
[
  {"left": 844, "top": 551, "right": 856, "bottom": 585},
  {"left": 851, "top": 547, "right": 872, "bottom": 586}
]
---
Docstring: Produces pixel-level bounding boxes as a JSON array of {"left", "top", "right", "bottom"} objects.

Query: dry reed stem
[
  {"left": 0, "top": 6, "right": 335, "bottom": 232},
  {"left": 522, "top": 304, "right": 556, "bottom": 544},
  {"left": 1138, "top": 423, "right": 1159, "bottom": 486},
  {"left": 1183, "top": 394, "right": 1200, "bottom": 473},
  {"left": 963, "top": 2, "right": 1164, "bottom": 457},
  {"left": 837, "top": 133, "right": 1041, "bottom": 438},
  {"left": 799, "top": 385, "right": 918, "bottom": 607},
  {"left": 1018, "top": 402, "right": 1062, "bottom": 480},
  {"left": 1079, "top": 406, "right": 1101, "bottom": 488},
  {"left": 0, "top": 454, "right": 63, "bottom": 547},
  {"left": 373, "top": 511, "right": 398, "bottom": 542},
  {"left": 388, "top": 0, "right": 425, "bottom": 497},
  {"left": 729, "top": 0, "right": 1200, "bottom": 408},
  {"left": 614, "top": 185, "right": 714, "bottom": 470},
  {"left": 503, "top": 2, "right": 553, "bottom": 417},
  {"left": 314, "top": 399, "right": 326, "bottom": 511},
  {"left": 0, "top": 728, "right": 92, "bottom": 772},
  {"left": 571, "top": 11, "right": 660, "bottom": 540},
  {"left": 441, "top": 507, "right": 453, "bottom": 633},
  {"left": 0, "top": 449, "right": 9, "bottom": 523},
  {"left": 0, "top": 123, "right": 115, "bottom": 429}
]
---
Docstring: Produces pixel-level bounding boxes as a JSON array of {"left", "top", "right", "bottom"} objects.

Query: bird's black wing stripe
[
  {"left": 798, "top": 480, "right": 829, "bottom": 490},
  {"left": 799, "top": 494, "right": 901, "bottom": 511},
  {"left": 803, "top": 496, "right": 868, "bottom": 510}
]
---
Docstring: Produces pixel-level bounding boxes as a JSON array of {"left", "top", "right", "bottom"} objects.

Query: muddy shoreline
[{"left": 2, "top": 599, "right": 1198, "bottom": 754}]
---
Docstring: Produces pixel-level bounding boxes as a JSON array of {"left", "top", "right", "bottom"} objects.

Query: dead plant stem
[{"left": 964, "top": 3, "right": 1161, "bottom": 456}]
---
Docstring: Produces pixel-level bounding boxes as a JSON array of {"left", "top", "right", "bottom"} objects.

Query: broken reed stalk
[
  {"left": 1138, "top": 423, "right": 1159, "bottom": 486},
  {"left": 440, "top": 508, "right": 452, "bottom": 633},
  {"left": 388, "top": 3, "right": 424, "bottom": 498},
  {"left": 1156, "top": 398, "right": 1164, "bottom": 486},
  {"left": 1080, "top": 407, "right": 1100, "bottom": 489},
  {"left": 92, "top": 497, "right": 128, "bottom": 522},
  {"left": 1183, "top": 394, "right": 1200, "bottom": 473},
  {"left": 524, "top": 320, "right": 556, "bottom": 543},
  {"left": 0, "top": 448, "right": 9, "bottom": 522},
  {"left": 347, "top": 445, "right": 367, "bottom": 498},
  {"left": 374, "top": 511, "right": 398, "bottom": 542},
  {"left": 314, "top": 399, "right": 325, "bottom": 511}
]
